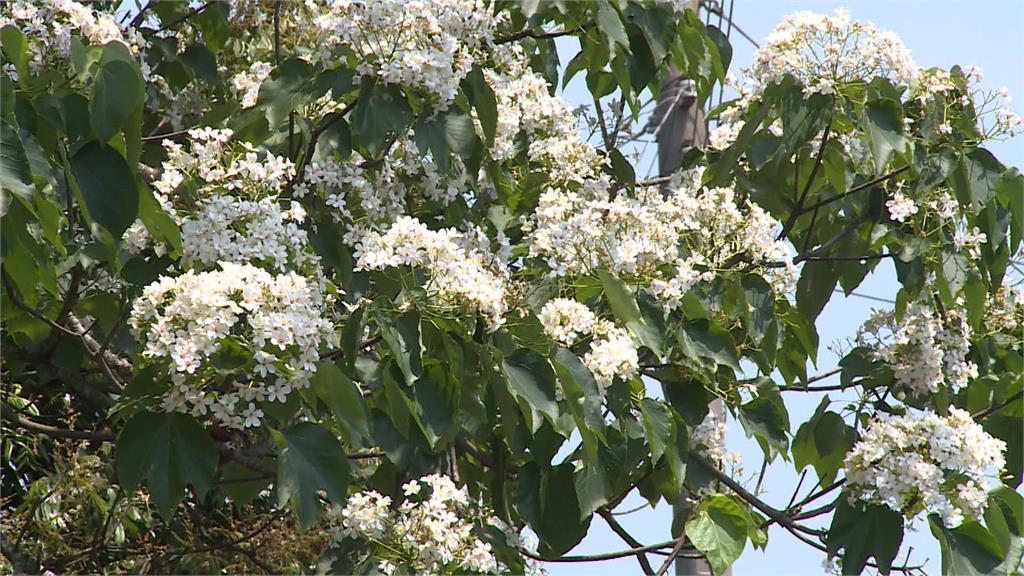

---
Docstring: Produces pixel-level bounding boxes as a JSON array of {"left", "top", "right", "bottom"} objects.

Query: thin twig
[
  {"left": 520, "top": 541, "right": 679, "bottom": 563},
  {"left": 972, "top": 390, "right": 1023, "bottom": 420},
  {"left": 142, "top": 1, "right": 215, "bottom": 37},
  {"left": 1, "top": 407, "right": 116, "bottom": 442},
  {"left": 495, "top": 24, "right": 590, "bottom": 45},
  {"left": 598, "top": 509, "right": 656, "bottom": 575},
  {"left": 800, "top": 166, "right": 910, "bottom": 213},
  {"left": 654, "top": 535, "right": 689, "bottom": 576}
]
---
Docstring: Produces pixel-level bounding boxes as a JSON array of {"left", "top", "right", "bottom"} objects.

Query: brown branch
[
  {"left": 972, "top": 390, "right": 1024, "bottom": 420},
  {"left": 520, "top": 540, "right": 679, "bottom": 563},
  {"left": 143, "top": 1, "right": 215, "bottom": 37},
  {"left": 800, "top": 165, "right": 910, "bottom": 214},
  {"left": 495, "top": 24, "right": 590, "bottom": 45},
  {"left": 691, "top": 452, "right": 820, "bottom": 535},
  {"left": 778, "top": 122, "right": 832, "bottom": 241},
  {"left": 654, "top": 535, "right": 689, "bottom": 576},
  {"left": 598, "top": 509, "right": 656, "bottom": 575},
  {"left": 1, "top": 407, "right": 116, "bottom": 442},
  {"left": 129, "top": 2, "right": 151, "bottom": 28}
]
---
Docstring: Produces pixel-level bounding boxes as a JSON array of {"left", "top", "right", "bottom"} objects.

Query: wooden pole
[{"left": 655, "top": 2, "right": 726, "bottom": 575}]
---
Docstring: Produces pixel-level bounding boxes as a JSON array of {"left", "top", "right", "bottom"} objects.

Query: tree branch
[
  {"left": 654, "top": 534, "right": 689, "bottom": 576},
  {"left": 143, "top": 1, "right": 215, "bottom": 37},
  {"left": 972, "top": 390, "right": 1023, "bottom": 420},
  {"left": 1, "top": 407, "right": 116, "bottom": 442},
  {"left": 520, "top": 540, "right": 684, "bottom": 563},
  {"left": 799, "top": 166, "right": 910, "bottom": 214},
  {"left": 778, "top": 122, "right": 832, "bottom": 241},
  {"left": 598, "top": 509, "right": 656, "bottom": 575},
  {"left": 495, "top": 24, "right": 590, "bottom": 45}
]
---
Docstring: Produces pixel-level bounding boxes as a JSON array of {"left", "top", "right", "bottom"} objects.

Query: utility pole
[{"left": 654, "top": 1, "right": 726, "bottom": 575}]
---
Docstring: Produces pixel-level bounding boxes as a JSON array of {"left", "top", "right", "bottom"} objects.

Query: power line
[
  {"left": 700, "top": 0, "right": 760, "bottom": 48},
  {"left": 834, "top": 288, "right": 895, "bottom": 305}
]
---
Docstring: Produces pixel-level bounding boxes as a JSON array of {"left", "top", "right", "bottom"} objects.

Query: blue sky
[{"left": 549, "top": 2, "right": 1024, "bottom": 574}]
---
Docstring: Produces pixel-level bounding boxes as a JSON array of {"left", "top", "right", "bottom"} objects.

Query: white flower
[
  {"left": 844, "top": 408, "right": 1006, "bottom": 526},
  {"left": 354, "top": 216, "right": 508, "bottom": 328},
  {"left": 129, "top": 262, "right": 330, "bottom": 429},
  {"left": 331, "top": 474, "right": 506, "bottom": 574},
  {"left": 241, "top": 403, "right": 264, "bottom": 428},
  {"left": 525, "top": 167, "right": 794, "bottom": 304},
  {"left": 859, "top": 301, "right": 977, "bottom": 395},
  {"left": 310, "top": 0, "right": 499, "bottom": 108},
  {"left": 538, "top": 299, "right": 597, "bottom": 345},
  {"left": 886, "top": 191, "right": 918, "bottom": 223},
  {"left": 402, "top": 480, "right": 422, "bottom": 496},
  {"left": 583, "top": 323, "right": 640, "bottom": 390}
]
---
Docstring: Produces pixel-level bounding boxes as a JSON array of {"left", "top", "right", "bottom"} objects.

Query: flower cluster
[
  {"left": 154, "top": 128, "right": 295, "bottom": 198},
  {"left": 310, "top": 0, "right": 501, "bottom": 107},
  {"left": 482, "top": 49, "right": 578, "bottom": 161},
  {"left": 858, "top": 302, "right": 977, "bottom": 395},
  {"left": 885, "top": 191, "right": 919, "bottom": 223},
  {"left": 354, "top": 216, "right": 508, "bottom": 328},
  {"left": 129, "top": 262, "right": 330, "bottom": 429},
  {"left": 294, "top": 136, "right": 473, "bottom": 240},
  {"left": 1, "top": 0, "right": 148, "bottom": 83},
  {"left": 230, "top": 61, "right": 273, "bottom": 108},
  {"left": 744, "top": 9, "right": 918, "bottom": 98},
  {"left": 844, "top": 408, "right": 1006, "bottom": 527},
  {"left": 181, "top": 196, "right": 317, "bottom": 273},
  {"left": 331, "top": 474, "right": 506, "bottom": 575},
  {"left": 526, "top": 167, "right": 794, "bottom": 307},
  {"left": 539, "top": 298, "right": 639, "bottom": 392},
  {"left": 985, "top": 285, "right": 1024, "bottom": 336}
]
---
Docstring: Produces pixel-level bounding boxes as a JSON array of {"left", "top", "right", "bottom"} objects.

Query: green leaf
[
  {"left": 350, "top": 78, "right": 413, "bottom": 156},
  {"left": 574, "top": 443, "right": 624, "bottom": 519},
  {"left": 273, "top": 422, "right": 351, "bottom": 531},
  {"left": 414, "top": 111, "right": 479, "bottom": 172},
  {"left": 70, "top": 37, "right": 102, "bottom": 82},
  {"left": 989, "top": 486, "right": 1024, "bottom": 537},
  {"left": 955, "top": 148, "right": 1004, "bottom": 211},
  {"left": 1002, "top": 169, "right": 1023, "bottom": 252},
  {"left": 608, "top": 148, "right": 635, "bottom": 188},
  {"left": 137, "top": 184, "right": 182, "bottom": 256},
  {"left": 513, "top": 462, "right": 592, "bottom": 557},
  {"left": 930, "top": 517, "right": 1022, "bottom": 576},
  {"left": 0, "top": 118, "right": 33, "bottom": 202},
  {"left": 502, "top": 348, "right": 559, "bottom": 431},
  {"left": 310, "top": 362, "right": 370, "bottom": 445},
  {"left": 552, "top": 348, "right": 605, "bottom": 446},
  {"left": 780, "top": 86, "right": 831, "bottom": 155},
  {"left": 257, "top": 58, "right": 321, "bottom": 127},
  {"left": 375, "top": 310, "right": 422, "bottom": 385},
  {"left": 796, "top": 260, "right": 837, "bottom": 323},
  {"left": 863, "top": 98, "right": 906, "bottom": 174},
  {"left": 69, "top": 141, "right": 139, "bottom": 240},
  {"left": 738, "top": 380, "right": 790, "bottom": 461},
  {"left": 595, "top": 0, "right": 629, "bottom": 52},
  {"left": 116, "top": 412, "right": 217, "bottom": 517},
  {"left": 826, "top": 499, "right": 904, "bottom": 575},
  {"left": 685, "top": 494, "right": 751, "bottom": 576},
  {"left": 597, "top": 269, "right": 642, "bottom": 324},
  {"left": 640, "top": 398, "right": 674, "bottom": 463},
  {"left": 90, "top": 59, "right": 144, "bottom": 144},
  {"left": 678, "top": 321, "right": 741, "bottom": 371},
  {"left": 1, "top": 25, "right": 29, "bottom": 80},
  {"left": 463, "top": 65, "right": 497, "bottom": 146},
  {"left": 740, "top": 274, "right": 774, "bottom": 344},
  {"left": 792, "top": 397, "right": 855, "bottom": 485},
  {"left": 179, "top": 43, "right": 217, "bottom": 82}
]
